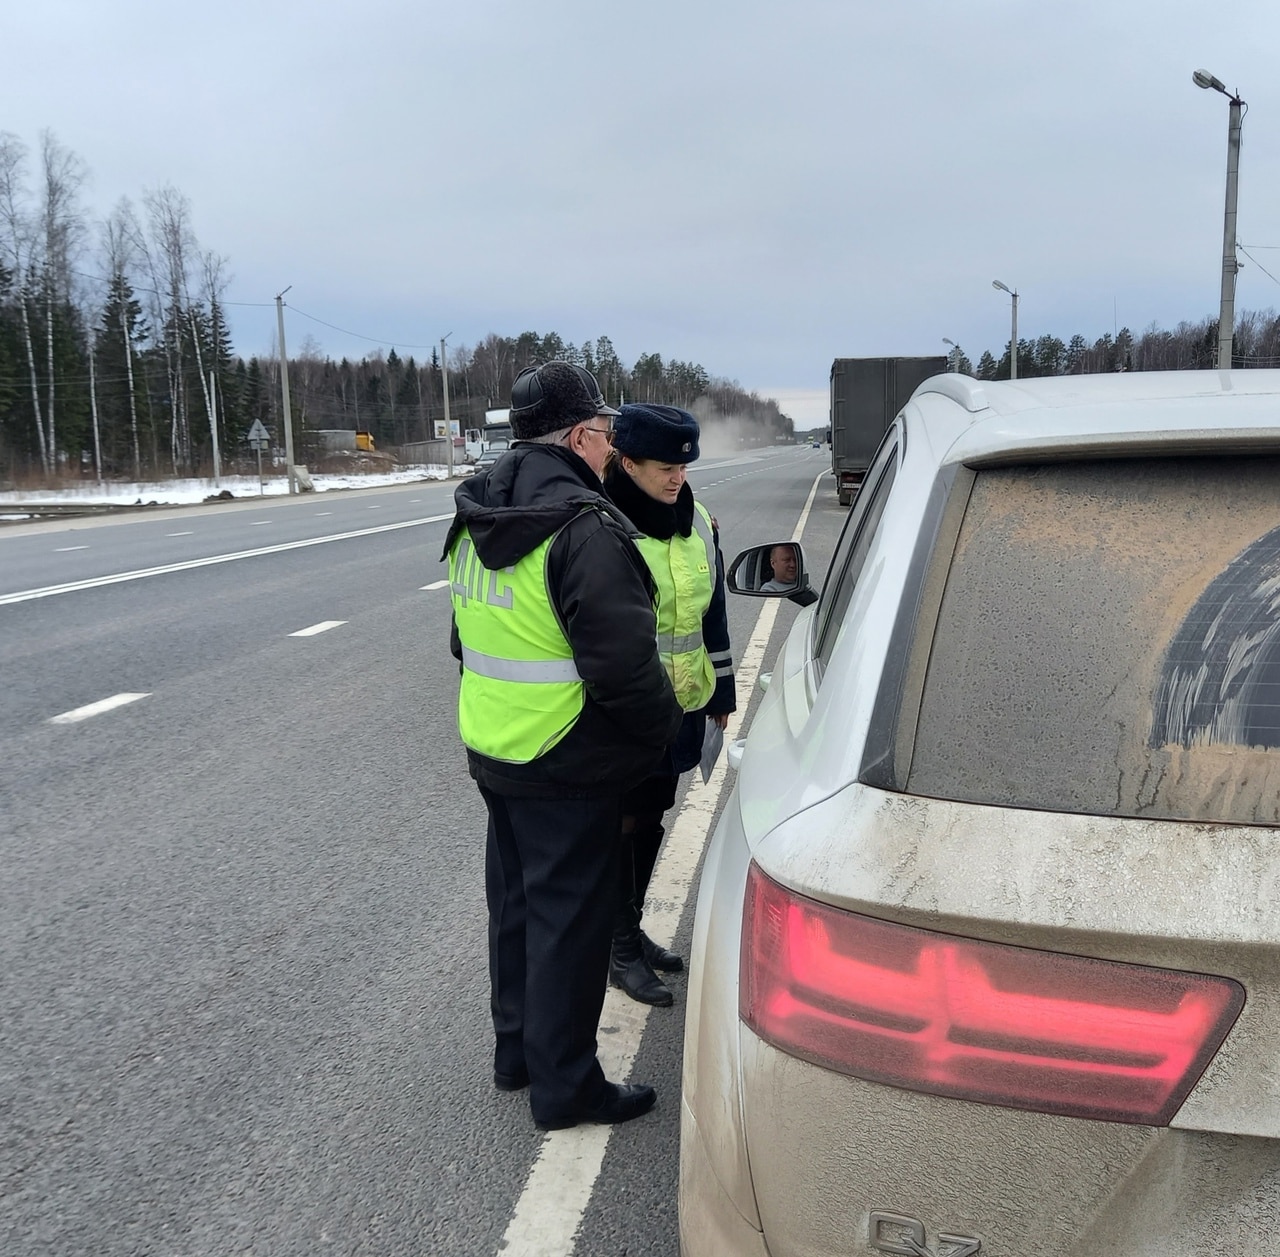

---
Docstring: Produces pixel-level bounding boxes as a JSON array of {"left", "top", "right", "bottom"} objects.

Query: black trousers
[
  {"left": 614, "top": 772, "right": 678, "bottom": 947},
  {"left": 480, "top": 786, "right": 622, "bottom": 1124}
]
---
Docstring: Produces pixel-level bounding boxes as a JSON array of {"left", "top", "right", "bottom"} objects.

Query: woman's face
[{"left": 624, "top": 455, "right": 687, "bottom": 504}]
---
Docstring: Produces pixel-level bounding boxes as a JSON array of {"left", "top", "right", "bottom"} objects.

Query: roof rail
[{"left": 915, "top": 374, "right": 989, "bottom": 414}]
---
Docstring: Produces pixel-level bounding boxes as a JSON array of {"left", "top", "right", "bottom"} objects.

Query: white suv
[{"left": 681, "top": 370, "right": 1280, "bottom": 1257}]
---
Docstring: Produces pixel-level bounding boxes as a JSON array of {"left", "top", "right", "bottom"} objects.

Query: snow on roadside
[{"left": 0, "top": 465, "right": 467, "bottom": 508}]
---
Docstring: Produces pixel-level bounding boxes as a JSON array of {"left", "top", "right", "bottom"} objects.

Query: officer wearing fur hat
[
  {"left": 442, "top": 362, "right": 682, "bottom": 1130},
  {"left": 603, "top": 403, "right": 736, "bottom": 1007}
]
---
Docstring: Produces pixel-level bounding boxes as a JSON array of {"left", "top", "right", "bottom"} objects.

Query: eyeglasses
[{"left": 581, "top": 423, "right": 614, "bottom": 438}]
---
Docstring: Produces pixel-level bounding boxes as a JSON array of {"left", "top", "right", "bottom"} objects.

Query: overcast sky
[{"left": 8, "top": 0, "right": 1280, "bottom": 423}]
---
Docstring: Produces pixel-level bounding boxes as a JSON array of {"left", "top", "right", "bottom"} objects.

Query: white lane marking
[
  {"left": 497, "top": 467, "right": 826, "bottom": 1257},
  {"left": 249, "top": 520, "right": 272, "bottom": 526},
  {"left": 55, "top": 545, "right": 88, "bottom": 552},
  {"left": 314, "top": 512, "right": 333, "bottom": 517},
  {"left": 0, "top": 514, "right": 453, "bottom": 607},
  {"left": 166, "top": 531, "right": 194, "bottom": 537},
  {"left": 367, "top": 504, "right": 381, "bottom": 509},
  {"left": 290, "top": 620, "right": 346, "bottom": 637},
  {"left": 49, "top": 692, "right": 151, "bottom": 725},
  {"left": 421, "top": 579, "right": 449, "bottom": 591}
]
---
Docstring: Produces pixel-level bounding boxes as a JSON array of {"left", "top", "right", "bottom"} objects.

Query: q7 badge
[{"left": 869, "top": 1212, "right": 981, "bottom": 1257}]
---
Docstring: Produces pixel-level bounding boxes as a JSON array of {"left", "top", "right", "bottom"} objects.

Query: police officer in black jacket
[{"left": 443, "top": 362, "right": 682, "bottom": 1131}]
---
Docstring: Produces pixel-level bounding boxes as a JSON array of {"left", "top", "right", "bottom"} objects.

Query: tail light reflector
[{"left": 740, "top": 863, "right": 1244, "bottom": 1124}]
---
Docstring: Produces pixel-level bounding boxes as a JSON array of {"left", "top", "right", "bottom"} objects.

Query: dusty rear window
[{"left": 906, "top": 456, "right": 1280, "bottom": 826}]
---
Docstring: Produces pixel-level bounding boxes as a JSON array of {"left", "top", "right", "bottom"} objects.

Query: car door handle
[{"left": 727, "top": 739, "right": 747, "bottom": 770}]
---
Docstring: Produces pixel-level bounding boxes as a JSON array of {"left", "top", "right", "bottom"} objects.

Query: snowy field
[{"left": 0, "top": 465, "right": 465, "bottom": 517}]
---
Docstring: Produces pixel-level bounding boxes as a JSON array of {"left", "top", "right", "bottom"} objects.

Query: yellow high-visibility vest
[
  {"left": 635, "top": 501, "right": 716, "bottom": 712},
  {"left": 449, "top": 524, "right": 585, "bottom": 763}
]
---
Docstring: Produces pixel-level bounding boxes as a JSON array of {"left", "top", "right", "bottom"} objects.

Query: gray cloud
[{"left": 10, "top": 0, "right": 1279, "bottom": 425}]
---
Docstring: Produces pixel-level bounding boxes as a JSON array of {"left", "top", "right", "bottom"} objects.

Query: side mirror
[{"left": 727, "top": 541, "right": 818, "bottom": 605}]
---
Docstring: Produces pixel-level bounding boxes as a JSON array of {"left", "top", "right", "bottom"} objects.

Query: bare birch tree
[
  {"left": 102, "top": 199, "right": 145, "bottom": 477},
  {"left": 189, "top": 249, "right": 231, "bottom": 467},
  {"left": 141, "top": 185, "right": 199, "bottom": 471},
  {"left": 0, "top": 133, "right": 49, "bottom": 472},
  {"left": 37, "top": 132, "right": 86, "bottom": 473}
]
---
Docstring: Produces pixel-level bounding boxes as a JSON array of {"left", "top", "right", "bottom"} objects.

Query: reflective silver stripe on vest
[
  {"left": 658, "top": 631, "right": 704, "bottom": 653},
  {"left": 691, "top": 506, "right": 716, "bottom": 568},
  {"left": 461, "top": 645, "right": 582, "bottom": 683}
]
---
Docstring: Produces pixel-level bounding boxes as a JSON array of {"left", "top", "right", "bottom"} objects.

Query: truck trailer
[{"left": 829, "top": 356, "right": 947, "bottom": 505}]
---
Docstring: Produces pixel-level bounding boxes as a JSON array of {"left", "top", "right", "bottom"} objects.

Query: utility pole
[
  {"left": 208, "top": 368, "right": 222, "bottom": 486},
  {"left": 441, "top": 335, "right": 454, "bottom": 478},
  {"left": 993, "top": 280, "right": 1019, "bottom": 380},
  {"left": 276, "top": 287, "right": 297, "bottom": 493},
  {"left": 1219, "top": 95, "right": 1243, "bottom": 369},
  {"left": 88, "top": 345, "right": 103, "bottom": 484},
  {"left": 1193, "top": 70, "right": 1245, "bottom": 370}
]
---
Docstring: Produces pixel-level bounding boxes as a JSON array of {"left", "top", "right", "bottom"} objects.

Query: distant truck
[
  {"left": 465, "top": 408, "right": 514, "bottom": 462},
  {"left": 829, "top": 356, "right": 947, "bottom": 505},
  {"left": 314, "top": 428, "right": 377, "bottom": 454}
]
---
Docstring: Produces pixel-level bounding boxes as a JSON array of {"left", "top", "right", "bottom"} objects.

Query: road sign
[{"left": 246, "top": 419, "right": 270, "bottom": 450}]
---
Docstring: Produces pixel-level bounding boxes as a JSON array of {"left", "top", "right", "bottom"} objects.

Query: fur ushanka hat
[{"left": 509, "top": 362, "right": 618, "bottom": 440}]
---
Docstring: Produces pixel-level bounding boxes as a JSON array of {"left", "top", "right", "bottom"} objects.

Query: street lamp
[
  {"left": 1193, "top": 68, "right": 1245, "bottom": 371},
  {"left": 441, "top": 332, "right": 454, "bottom": 478},
  {"left": 942, "top": 337, "right": 961, "bottom": 373},
  {"left": 992, "top": 280, "right": 1019, "bottom": 380}
]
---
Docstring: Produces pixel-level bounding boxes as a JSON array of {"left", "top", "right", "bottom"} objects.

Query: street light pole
[
  {"left": 992, "top": 280, "right": 1019, "bottom": 380},
  {"left": 275, "top": 287, "right": 297, "bottom": 494},
  {"left": 1193, "top": 69, "right": 1245, "bottom": 371},
  {"left": 440, "top": 335, "right": 454, "bottom": 479}
]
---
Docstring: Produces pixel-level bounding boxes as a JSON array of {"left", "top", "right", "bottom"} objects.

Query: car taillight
[{"left": 740, "top": 863, "right": 1244, "bottom": 1125}]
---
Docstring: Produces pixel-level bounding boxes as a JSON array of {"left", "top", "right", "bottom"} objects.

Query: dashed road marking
[
  {"left": 249, "top": 520, "right": 272, "bottom": 526},
  {"left": 49, "top": 692, "right": 151, "bottom": 725},
  {"left": 289, "top": 620, "right": 347, "bottom": 637},
  {"left": 166, "top": 531, "right": 194, "bottom": 537},
  {"left": 421, "top": 580, "right": 449, "bottom": 591},
  {"left": 55, "top": 545, "right": 88, "bottom": 552}
]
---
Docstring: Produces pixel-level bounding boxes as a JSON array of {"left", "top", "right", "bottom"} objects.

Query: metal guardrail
[{"left": 0, "top": 501, "right": 185, "bottom": 522}]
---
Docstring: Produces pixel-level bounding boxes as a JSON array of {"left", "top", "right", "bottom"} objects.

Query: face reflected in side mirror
[{"left": 727, "top": 541, "right": 816, "bottom": 604}]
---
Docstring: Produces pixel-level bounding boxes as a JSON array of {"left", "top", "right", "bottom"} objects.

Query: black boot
[
  {"left": 610, "top": 937, "right": 674, "bottom": 1007},
  {"left": 613, "top": 819, "right": 674, "bottom": 1006},
  {"left": 640, "top": 930, "right": 685, "bottom": 973}
]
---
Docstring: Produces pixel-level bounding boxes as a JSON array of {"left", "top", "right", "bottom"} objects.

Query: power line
[
  {"left": 1238, "top": 245, "right": 1280, "bottom": 289},
  {"left": 58, "top": 265, "right": 273, "bottom": 307},
  {"left": 285, "top": 303, "right": 440, "bottom": 351}
]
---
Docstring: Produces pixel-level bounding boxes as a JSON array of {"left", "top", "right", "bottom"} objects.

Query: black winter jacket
[
  {"left": 604, "top": 465, "right": 737, "bottom": 776},
  {"left": 443, "top": 443, "right": 683, "bottom": 797}
]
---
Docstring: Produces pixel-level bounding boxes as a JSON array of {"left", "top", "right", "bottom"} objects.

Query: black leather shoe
[
  {"left": 610, "top": 951, "right": 674, "bottom": 1007},
  {"left": 640, "top": 931, "right": 684, "bottom": 973},
  {"left": 535, "top": 1082, "right": 657, "bottom": 1132},
  {"left": 494, "top": 1067, "right": 530, "bottom": 1092}
]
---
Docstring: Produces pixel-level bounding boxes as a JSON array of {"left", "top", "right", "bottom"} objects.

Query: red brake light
[{"left": 740, "top": 863, "right": 1244, "bottom": 1125}]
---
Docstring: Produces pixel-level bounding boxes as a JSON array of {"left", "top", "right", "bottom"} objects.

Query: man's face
[
  {"left": 771, "top": 545, "right": 798, "bottom": 584},
  {"left": 571, "top": 415, "right": 615, "bottom": 477}
]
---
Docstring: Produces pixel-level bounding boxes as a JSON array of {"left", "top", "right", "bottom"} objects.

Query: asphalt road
[{"left": 0, "top": 446, "right": 846, "bottom": 1256}]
